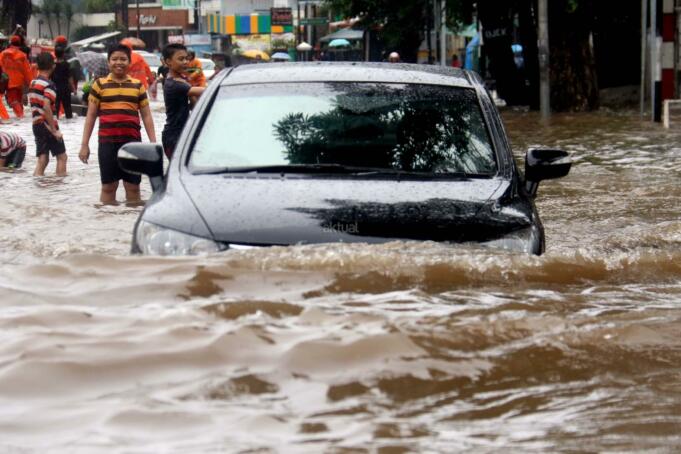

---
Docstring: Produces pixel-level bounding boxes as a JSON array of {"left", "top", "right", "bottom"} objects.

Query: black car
[{"left": 119, "top": 62, "right": 570, "bottom": 256}]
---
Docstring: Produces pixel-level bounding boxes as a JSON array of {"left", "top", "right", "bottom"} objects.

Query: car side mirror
[
  {"left": 118, "top": 142, "right": 164, "bottom": 192},
  {"left": 524, "top": 148, "right": 571, "bottom": 197}
]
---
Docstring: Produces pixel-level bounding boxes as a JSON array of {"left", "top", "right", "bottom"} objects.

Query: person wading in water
[{"left": 79, "top": 44, "right": 156, "bottom": 204}]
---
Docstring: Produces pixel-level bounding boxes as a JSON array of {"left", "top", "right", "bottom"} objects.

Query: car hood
[{"left": 181, "top": 174, "right": 532, "bottom": 245}]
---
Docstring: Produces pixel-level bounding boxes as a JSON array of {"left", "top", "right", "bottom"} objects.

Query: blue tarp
[{"left": 464, "top": 34, "right": 480, "bottom": 71}]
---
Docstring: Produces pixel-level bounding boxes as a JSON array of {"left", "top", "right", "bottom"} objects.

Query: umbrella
[
  {"left": 271, "top": 52, "right": 291, "bottom": 61},
  {"left": 121, "top": 37, "right": 146, "bottom": 49},
  {"left": 241, "top": 49, "right": 270, "bottom": 61},
  {"left": 329, "top": 38, "right": 351, "bottom": 48},
  {"left": 77, "top": 51, "right": 109, "bottom": 78},
  {"left": 296, "top": 42, "right": 312, "bottom": 52}
]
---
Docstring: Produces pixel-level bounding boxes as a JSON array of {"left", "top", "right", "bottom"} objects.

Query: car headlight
[
  {"left": 135, "top": 221, "right": 226, "bottom": 256},
  {"left": 481, "top": 226, "right": 538, "bottom": 254}
]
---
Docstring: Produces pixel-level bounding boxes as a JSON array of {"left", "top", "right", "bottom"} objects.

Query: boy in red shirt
[
  {"left": 79, "top": 44, "right": 156, "bottom": 204},
  {"left": 29, "top": 52, "right": 67, "bottom": 176}
]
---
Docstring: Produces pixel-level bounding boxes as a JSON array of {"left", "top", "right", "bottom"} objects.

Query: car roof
[{"left": 220, "top": 62, "right": 479, "bottom": 88}]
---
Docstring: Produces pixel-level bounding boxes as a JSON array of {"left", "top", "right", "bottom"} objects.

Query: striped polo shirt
[
  {"left": 0, "top": 132, "right": 26, "bottom": 157},
  {"left": 28, "top": 75, "right": 57, "bottom": 125},
  {"left": 89, "top": 74, "right": 149, "bottom": 143}
]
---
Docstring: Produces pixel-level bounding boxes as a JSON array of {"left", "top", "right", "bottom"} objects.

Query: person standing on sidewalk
[
  {"left": 51, "top": 46, "right": 75, "bottom": 120},
  {"left": 79, "top": 44, "right": 156, "bottom": 204},
  {"left": 29, "top": 52, "right": 67, "bottom": 177},
  {"left": 0, "top": 35, "right": 32, "bottom": 118},
  {"left": 160, "top": 43, "right": 205, "bottom": 159}
]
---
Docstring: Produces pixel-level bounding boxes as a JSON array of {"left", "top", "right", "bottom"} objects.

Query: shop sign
[
  {"left": 162, "top": 0, "right": 195, "bottom": 10},
  {"left": 300, "top": 17, "right": 328, "bottom": 26},
  {"left": 271, "top": 8, "right": 293, "bottom": 26},
  {"left": 168, "top": 35, "right": 184, "bottom": 44},
  {"left": 184, "top": 34, "right": 211, "bottom": 46},
  {"left": 139, "top": 15, "right": 157, "bottom": 25}
]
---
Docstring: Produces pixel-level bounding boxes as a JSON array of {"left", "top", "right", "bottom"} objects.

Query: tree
[
  {"left": 1, "top": 0, "right": 33, "bottom": 31},
  {"left": 327, "top": 0, "right": 600, "bottom": 112},
  {"left": 63, "top": 1, "right": 74, "bottom": 38},
  {"left": 84, "top": 0, "right": 117, "bottom": 14},
  {"left": 324, "top": 0, "right": 430, "bottom": 63}
]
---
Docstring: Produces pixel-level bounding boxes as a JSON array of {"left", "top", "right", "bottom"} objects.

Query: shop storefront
[
  {"left": 120, "top": 5, "right": 192, "bottom": 51},
  {"left": 205, "top": 12, "right": 294, "bottom": 54}
]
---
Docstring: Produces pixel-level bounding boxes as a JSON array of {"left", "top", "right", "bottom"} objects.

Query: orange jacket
[
  {"left": 127, "top": 52, "right": 153, "bottom": 89},
  {"left": 0, "top": 46, "right": 32, "bottom": 89},
  {"left": 186, "top": 58, "right": 206, "bottom": 87}
]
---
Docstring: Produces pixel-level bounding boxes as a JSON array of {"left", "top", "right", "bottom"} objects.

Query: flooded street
[{"left": 1, "top": 106, "right": 680, "bottom": 452}]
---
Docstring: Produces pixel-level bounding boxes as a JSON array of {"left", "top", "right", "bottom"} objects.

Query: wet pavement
[{"left": 0, "top": 103, "right": 680, "bottom": 452}]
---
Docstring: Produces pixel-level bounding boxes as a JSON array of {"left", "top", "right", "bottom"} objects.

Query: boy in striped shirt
[
  {"left": 0, "top": 131, "right": 26, "bottom": 169},
  {"left": 29, "top": 52, "right": 67, "bottom": 177},
  {"left": 79, "top": 44, "right": 156, "bottom": 204}
]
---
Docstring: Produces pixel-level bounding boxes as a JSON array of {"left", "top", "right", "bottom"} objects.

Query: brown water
[{"left": 1, "top": 108, "right": 680, "bottom": 452}]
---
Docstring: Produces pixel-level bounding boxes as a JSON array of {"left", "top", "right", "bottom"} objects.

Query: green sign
[
  {"left": 300, "top": 17, "right": 329, "bottom": 26},
  {"left": 162, "top": 0, "right": 195, "bottom": 10}
]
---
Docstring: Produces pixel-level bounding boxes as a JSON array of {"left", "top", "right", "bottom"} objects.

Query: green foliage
[
  {"left": 84, "top": 0, "right": 117, "bottom": 14},
  {"left": 324, "top": 0, "right": 475, "bottom": 61}
]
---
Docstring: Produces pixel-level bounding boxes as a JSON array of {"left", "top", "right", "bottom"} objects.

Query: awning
[
  {"left": 71, "top": 31, "right": 122, "bottom": 48},
  {"left": 319, "top": 28, "right": 364, "bottom": 43}
]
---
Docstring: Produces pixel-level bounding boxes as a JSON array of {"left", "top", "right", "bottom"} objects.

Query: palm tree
[
  {"left": 53, "top": 0, "right": 62, "bottom": 35},
  {"left": 41, "top": 0, "right": 54, "bottom": 38},
  {"left": 1, "top": 0, "right": 33, "bottom": 31}
]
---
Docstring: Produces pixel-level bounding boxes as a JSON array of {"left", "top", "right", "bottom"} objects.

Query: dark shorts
[
  {"left": 33, "top": 123, "right": 66, "bottom": 157},
  {"left": 161, "top": 130, "right": 179, "bottom": 159},
  {"left": 98, "top": 141, "right": 142, "bottom": 185}
]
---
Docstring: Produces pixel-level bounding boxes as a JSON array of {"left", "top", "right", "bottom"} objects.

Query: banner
[{"left": 162, "top": 0, "right": 195, "bottom": 10}]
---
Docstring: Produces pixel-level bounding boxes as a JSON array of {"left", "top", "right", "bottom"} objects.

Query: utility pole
[
  {"left": 538, "top": 0, "right": 550, "bottom": 119},
  {"left": 121, "top": 0, "right": 129, "bottom": 34},
  {"left": 440, "top": 0, "right": 447, "bottom": 66},
  {"left": 641, "top": 0, "right": 647, "bottom": 118},
  {"left": 651, "top": 0, "right": 661, "bottom": 122},
  {"left": 136, "top": 0, "right": 141, "bottom": 38}
]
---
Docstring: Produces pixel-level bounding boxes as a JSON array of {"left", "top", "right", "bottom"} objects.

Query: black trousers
[{"left": 55, "top": 87, "right": 72, "bottom": 119}]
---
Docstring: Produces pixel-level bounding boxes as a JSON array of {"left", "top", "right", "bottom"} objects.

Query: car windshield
[
  {"left": 189, "top": 82, "right": 497, "bottom": 175},
  {"left": 142, "top": 54, "right": 161, "bottom": 67}
]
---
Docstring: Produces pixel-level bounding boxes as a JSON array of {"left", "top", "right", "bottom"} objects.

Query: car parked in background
[
  {"left": 197, "top": 58, "right": 216, "bottom": 80},
  {"left": 119, "top": 63, "right": 571, "bottom": 256},
  {"left": 135, "top": 50, "right": 161, "bottom": 76}
]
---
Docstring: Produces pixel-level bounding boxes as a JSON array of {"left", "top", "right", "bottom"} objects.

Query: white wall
[{"left": 27, "top": 13, "right": 114, "bottom": 41}]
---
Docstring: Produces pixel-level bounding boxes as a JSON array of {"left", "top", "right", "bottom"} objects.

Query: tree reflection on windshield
[{"left": 273, "top": 84, "right": 496, "bottom": 174}]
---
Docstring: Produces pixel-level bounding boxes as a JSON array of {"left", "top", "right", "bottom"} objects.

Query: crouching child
[{"left": 0, "top": 131, "right": 26, "bottom": 169}]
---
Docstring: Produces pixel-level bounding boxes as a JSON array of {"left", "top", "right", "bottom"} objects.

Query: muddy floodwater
[{"left": 1, "top": 107, "right": 680, "bottom": 452}]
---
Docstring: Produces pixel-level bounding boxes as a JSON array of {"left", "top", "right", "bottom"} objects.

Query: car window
[{"left": 190, "top": 83, "right": 497, "bottom": 175}]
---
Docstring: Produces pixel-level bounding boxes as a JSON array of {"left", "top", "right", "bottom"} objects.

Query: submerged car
[{"left": 119, "top": 62, "right": 570, "bottom": 256}]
